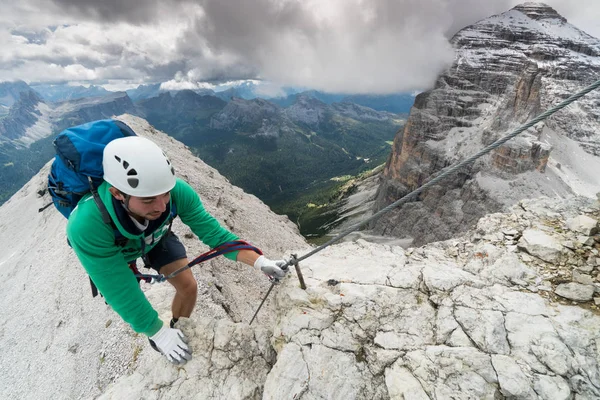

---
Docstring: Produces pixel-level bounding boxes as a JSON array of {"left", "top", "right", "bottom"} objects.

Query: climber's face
[
  {"left": 109, "top": 187, "right": 171, "bottom": 221},
  {"left": 128, "top": 192, "right": 171, "bottom": 220}
]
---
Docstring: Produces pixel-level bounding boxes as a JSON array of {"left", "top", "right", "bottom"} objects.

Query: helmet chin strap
[
  {"left": 123, "top": 194, "right": 132, "bottom": 211},
  {"left": 121, "top": 193, "right": 148, "bottom": 223}
]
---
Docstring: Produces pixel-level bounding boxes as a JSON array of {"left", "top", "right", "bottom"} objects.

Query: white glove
[
  {"left": 149, "top": 324, "right": 192, "bottom": 364},
  {"left": 254, "top": 255, "right": 289, "bottom": 281}
]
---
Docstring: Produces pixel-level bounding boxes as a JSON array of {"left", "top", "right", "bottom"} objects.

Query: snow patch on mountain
[
  {"left": 542, "top": 126, "right": 600, "bottom": 198},
  {"left": 373, "top": 2, "right": 600, "bottom": 247}
]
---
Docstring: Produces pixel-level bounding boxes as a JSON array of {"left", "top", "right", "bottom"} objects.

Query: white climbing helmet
[{"left": 103, "top": 136, "right": 176, "bottom": 197}]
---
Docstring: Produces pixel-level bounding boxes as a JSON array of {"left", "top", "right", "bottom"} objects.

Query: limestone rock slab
[{"left": 517, "top": 229, "right": 563, "bottom": 263}]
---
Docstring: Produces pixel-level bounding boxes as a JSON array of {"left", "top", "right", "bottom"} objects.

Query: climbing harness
[
  {"left": 249, "top": 78, "right": 600, "bottom": 325},
  {"left": 133, "top": 240, "right": 262, "bottom": 283}
]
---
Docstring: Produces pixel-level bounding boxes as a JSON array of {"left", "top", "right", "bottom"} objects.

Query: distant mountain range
[
  {"left": 0, "top": 86, "right": 137, "bottom": 204},
  {"left": 0, "top": 81, "right": 409, "bottom": 220},
  {"left": 270, "top": 91, "right": 416, "bottom": 114},
  {"left": 30, "top": 84, "right": 112, "bottom": 102},
  {"left": 1, "top": 79, "right": 416, "bottom": 113},
  {"left": 136, "top": 90, "right": 404, "bottom": 211},
  {"left": 132, "top": 83, "right": 416, "bottom": 115}
]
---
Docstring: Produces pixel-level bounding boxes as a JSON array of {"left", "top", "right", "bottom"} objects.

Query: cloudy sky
[{"left": 1, "top": 0, "right": 598, "bottom": 94}]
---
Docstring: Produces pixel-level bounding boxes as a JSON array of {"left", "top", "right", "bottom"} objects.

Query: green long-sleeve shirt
[{"left": 67, "top": 178, "right": 238, "bottom": 336}]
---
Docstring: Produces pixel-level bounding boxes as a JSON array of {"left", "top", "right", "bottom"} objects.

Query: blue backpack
[{"left": 42, "top": 119, "right": 137, "bottom": 222}]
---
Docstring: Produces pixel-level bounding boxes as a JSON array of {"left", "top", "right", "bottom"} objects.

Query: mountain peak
[
  {"left": 292, "top": 94, "right": 328, "bottom": 111},
  {"left": 21, "top": 88, "right": 43, "bottom": 104},
  {"left": 378, "top": 1, "right": 600, "bottom": 247},
  {"left": 512, "top": 2, "right": 566, "bottom": 22},
  {"left": 0, "top": 80, "right": 33, "bottom": 108}
]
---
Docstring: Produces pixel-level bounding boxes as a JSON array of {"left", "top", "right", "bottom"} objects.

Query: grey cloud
[
  {"left": 193, "top": 0, "right": 516, "bottom": 54},
  {"left": 181, "top": 0, "right": 600, "bottom": 93},
  {"left": 545, "top": 0, "right": 600, "bottom": 38},
  {"left": 187, "top": 63, "right": 258, "bottom": 82},
  {"left": 444, "top": 0, "right": 515, "bottom": 36},
  {"left": 137, "top": 61, "right": 189, "bottom": 81},
  {"left": 10, "top": 29, "right": 51, "bottom": 45},
  {"left": 44, "top": 0, "right": 190, "bottom": 23},
  {"left": 3, "top": 0, "right": 600, "bottom": 92},
  {"left": 196, "top": 0, "right": 317, "bottom": 54},
  {"left": 26, "top": 54, "right": 88, "bottom": 67},
  {"left": 179, "top": 0, "right": 521, "bottom": 92},
  {"left": 20, "top": 47, "right": 110, "bottom": 69},
  {"left": 95, "top": 42, "right": 124, "bottom": 57},
  {"left": 0, "top": 59, "right": 26, "bottom": 70}
]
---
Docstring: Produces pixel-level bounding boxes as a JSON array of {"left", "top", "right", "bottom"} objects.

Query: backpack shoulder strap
[
  {"left": 90, "top": 277, "right": 100, "bottom": 298},
  {"left": 89, "top": 178, "right": 128, "bottom": 247},
  {"left": 89, "top": 177, "right": 112, "bottom": 225},
  {"left": 88, "top": 206, "right": 127, "bottom": 298}
]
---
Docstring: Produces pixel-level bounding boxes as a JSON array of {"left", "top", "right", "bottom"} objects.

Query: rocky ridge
[
  {"left": 373, "top": 3, "right": 600, "bottom": 246},
  {"left": 100, "top": 195, "right": 600, "bottom": 399},
  {"left": 209, "top": 95, "right": 396, "bottom": 138},
  {"left": 209, "top": 97, "right": 286, "bottom": 137},
  {"left": 0, "top": 115, "right": 308, "bottom": 400}
]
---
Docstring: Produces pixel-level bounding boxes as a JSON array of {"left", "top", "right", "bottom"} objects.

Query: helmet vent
[
  {"left": 171, "top": 167, "right": 175, "bottom": 175},
  {"left": 127, "top": 169, "right": 138, "bottom": 176},
  {"left": 123, "top": 161, "right": 129, "bottom": 169},
  {"left": 114, "top": 155, "right": 121, "bottom": 163},
  {"left": 127, "top": 178, "right": 139, "bottom": 188}
]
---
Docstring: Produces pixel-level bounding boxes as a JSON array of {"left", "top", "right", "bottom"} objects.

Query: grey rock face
[
  {"left": 567, "top": 215, "right": 598, "bottom": 236},
  {"left": 283, "top": 95, "right": 392, "bottom": 129},
  {"left": 261, "top": 197, "right": 600, "bottom": 399},
  {"left": 138, "top": 90, "right": 226, "bottom": 120},
  {"left": 492, "top": 355, "right": 537, "bottom": 398},
  {"left": 517, "top": 228, "right": 563, "bottom": 262},
  {"left": 32, "top": 83, "right": 112, "bottom": 102},
  {"left": 331, "top": 102, "right": 391, "bottom": 122},
  {"left": 0, "top": 91, "right": 139, "bottom": 146},
  {"left": 85, "top": 193, "right": 600, "bottom": 399},
  {"left": 283, "top": 95, "right": 328, "bottom": 128},
  {"left": 533, "top": 374, "right": 571, "bottom": 400},
  {"left": 372, "top": 3, "right": 600, "bottom": 246},
  {"left": 555, "top": 282, "right": 595, "bottom": 301},
  {"left": 99, "top": 318, "right": 276, "bottom": 400},
  {"left": 573, "top": 270, "right": 595, "bottom": 285}
]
